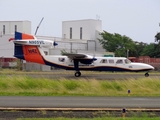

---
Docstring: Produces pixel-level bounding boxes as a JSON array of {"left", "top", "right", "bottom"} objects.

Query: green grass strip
[
  {"left": 17, "top": 117, "right": 160, "bottom": 120},
  {"left": 0, "top": 74, "right": 160, "bottom": 96}
]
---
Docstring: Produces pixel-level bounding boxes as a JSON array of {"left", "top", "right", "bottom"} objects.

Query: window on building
[
  {"left": 15, "top": 25, "right": 17, "bottom": 32},
  {"left": 3, "top": 25, "right": 5, "bottom": 35},
  {"left": 70, "top": 27, "right": 72, "bottom": 39},
  {"left": 80, "top": 27, "right": 82, "bottom": 39}
]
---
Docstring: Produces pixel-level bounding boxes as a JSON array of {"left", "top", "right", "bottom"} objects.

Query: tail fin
[
  {"left": 14, "top": 32, "right": 45, "bottom": 64},
  {"left": 15, "top": 31, "right": 35, "bottom": 40},
  {"left": 14, "top": 31, "right": 33, "bottom": 59}
]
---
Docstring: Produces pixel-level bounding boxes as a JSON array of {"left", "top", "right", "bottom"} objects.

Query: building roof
[{"left": 62, "top": 19, "right": 101, "bottom": 23}]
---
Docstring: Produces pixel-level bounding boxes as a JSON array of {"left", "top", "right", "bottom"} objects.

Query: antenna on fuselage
[{"left": 34, "top": 17, "right": 44, "bottom": 35}]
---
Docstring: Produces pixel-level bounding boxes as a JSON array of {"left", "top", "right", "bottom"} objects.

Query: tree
[
  {"left": 99, "top": 31, "right": 136, "bottom": 57},
  {"left": 154, "top": 30, "right": 160, "bottom": 57},
  {"left": 134, "top": 41, "right": 147, "bottom": 57},
  {"left": 155, "top": 32, "right": 160, "bottom": 42},
  {"left": 141, "top": 43, "right": 155, "bottom": 57}
]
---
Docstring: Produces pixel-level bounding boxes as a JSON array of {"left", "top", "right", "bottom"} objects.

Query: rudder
[{"left": 13, "top": 32, "right": 45, "bottom": 64}]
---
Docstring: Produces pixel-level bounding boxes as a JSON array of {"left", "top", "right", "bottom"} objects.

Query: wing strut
[{"left": 74, "top": 60, "right": 81, "bottom": 77}]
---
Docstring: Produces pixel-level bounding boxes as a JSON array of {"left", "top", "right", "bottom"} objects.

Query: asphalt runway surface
[
  {"left": 0, "top": 96, "right": 160, "bottom": 109},
  {"left": 10, "top": 71, "right": 160, "bottom": 80}
]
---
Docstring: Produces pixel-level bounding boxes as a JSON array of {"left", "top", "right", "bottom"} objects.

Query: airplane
[{"left": 9, "top": 32, "right": 154, "bottom": 77}]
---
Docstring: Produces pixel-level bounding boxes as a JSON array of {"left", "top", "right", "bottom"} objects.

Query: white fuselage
[
  {"left": 42, "top": 55, "right": 154, "bottom": 72},
  {"left": 36, "top": 47, "right": 154, "bottom": 72}
]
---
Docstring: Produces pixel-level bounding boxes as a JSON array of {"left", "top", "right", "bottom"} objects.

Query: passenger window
[
  {"left": 58, "top": 58, "right": 65, "bottom": 62},
  {"left": 116, "top": 59, "right": 123, "bottom": 64},
  {"left": 109, "top": 59, "right": 114, "bottom": 64},
  {"left": 100, "top": 59, "right": 107, "bottom": 63},
  {"left": 44, "top": 51, "right": 48, "bottom": 55}
]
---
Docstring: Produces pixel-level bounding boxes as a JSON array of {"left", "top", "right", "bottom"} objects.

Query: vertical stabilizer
[{"left": 13, "top": 32, "right": 45, "bottom": 64}]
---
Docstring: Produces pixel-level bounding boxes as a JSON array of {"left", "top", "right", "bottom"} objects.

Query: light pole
[{"left": 127, "top": 49, "right": 129, "bottom": 58}]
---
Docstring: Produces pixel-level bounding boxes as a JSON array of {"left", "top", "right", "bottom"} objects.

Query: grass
[
  {"left": 0, "top": 73, "right": 160, "bottom": 96},
  {"left": 17, "top": 117, "right": 160, "bottom": 120}
]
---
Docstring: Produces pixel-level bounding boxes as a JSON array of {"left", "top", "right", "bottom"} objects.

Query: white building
[
  {"left": 62, "top": 19, "right": 102, "bottom": 40},
  {"left": 62, "top": 19, "right": 104, "bottom": 52},
  {"left": 0, "top": 20, "right": 31, "bottom": 58},
  {"left": 0, "top": 20, "right": 31, "bottom": 35},
  {"left": 0, "top": 19, "right": 114, "bottom": 71}
]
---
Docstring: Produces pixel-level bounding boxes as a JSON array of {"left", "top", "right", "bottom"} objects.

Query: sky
[{"left": 0, "top": 0, "right": 160, "bottom": 43}]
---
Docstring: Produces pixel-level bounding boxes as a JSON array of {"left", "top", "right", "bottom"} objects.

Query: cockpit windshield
[{"left": 124, "top": 59, "right": 131, "bottom": 64}]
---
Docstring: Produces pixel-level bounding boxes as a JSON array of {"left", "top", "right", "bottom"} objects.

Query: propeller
[
  {"left": 92, "top": 54, "right": 97, "bottom": 61},
  {"left": 53, "top": 41, "right": 58, "bottom": 46}
]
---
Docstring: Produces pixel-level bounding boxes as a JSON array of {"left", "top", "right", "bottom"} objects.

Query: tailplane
[{"left": 12, "top": 32, "right": 45, "bottom": 64}]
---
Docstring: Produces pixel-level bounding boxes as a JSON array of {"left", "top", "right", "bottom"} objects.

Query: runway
[
  {"left": 7, "top": 71, "right": 160, "bottom": 80},
  {"left": 0, "top": 96, "right": 160, "bottom": 109}
]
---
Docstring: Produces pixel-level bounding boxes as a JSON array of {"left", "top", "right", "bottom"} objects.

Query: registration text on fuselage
[{"left": 29, "top": 40, "right": 45, "bottom": 45}]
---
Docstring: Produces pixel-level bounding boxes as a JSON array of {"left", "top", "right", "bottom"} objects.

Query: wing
[
  {"left": 63, "top": 53, "right": 88, "bottom": 59},
  {"left": 63, "top": 53, "right": 97, "bottom": 65}
]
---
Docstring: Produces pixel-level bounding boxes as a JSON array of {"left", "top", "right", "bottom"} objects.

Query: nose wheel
[
  {"left": 145, "top": 72, "right": 149, "bottom": 77},
  {"left": 75, "top": 71, "right": 81, "bottom": 77}
]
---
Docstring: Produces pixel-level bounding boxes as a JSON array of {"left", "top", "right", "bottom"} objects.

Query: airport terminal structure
[{"left": 0, "top": 19, "right": 114, "bottom": 71}]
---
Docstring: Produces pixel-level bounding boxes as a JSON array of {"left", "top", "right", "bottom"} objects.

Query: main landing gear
[
  {"left": 144, "top": 72, "right": 149, "bottom": 77},
  {"left": 75, "top": 71, "right": 81, "bottom": 77},
  {"left": 74, "top": 60, "right": 82, "bottom": 77}
]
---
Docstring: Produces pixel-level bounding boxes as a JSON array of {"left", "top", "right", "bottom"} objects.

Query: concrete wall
[
  {"left": 24, "top": 62, "right": 51, "bottom": 72},
  {"left": 0, "top": 34, "right": 14, "bottom": 58}
]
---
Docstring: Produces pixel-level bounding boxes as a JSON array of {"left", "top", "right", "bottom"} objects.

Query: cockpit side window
[
  {"left": 116, "top": 59, "right": 123, "bottom": 64},
  {"left": 125, "top": 59, "right": 131, "bottom": 64}
]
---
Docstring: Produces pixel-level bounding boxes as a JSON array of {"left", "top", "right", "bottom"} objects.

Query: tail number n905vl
[{"left": 29, "top": 40, "right": 45, "bottom": 45}]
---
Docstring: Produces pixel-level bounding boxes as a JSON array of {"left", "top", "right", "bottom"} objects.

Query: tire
[
  {"left": 145, "top": 73, "right": 149, "bottom": 77},
  {"left": 75, "top": 71, "right": 81, "bottom": 77}
]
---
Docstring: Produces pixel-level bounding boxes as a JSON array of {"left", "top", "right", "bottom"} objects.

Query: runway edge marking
[{"left": 0, "top": 108, "right": 160, "bottom": 111}]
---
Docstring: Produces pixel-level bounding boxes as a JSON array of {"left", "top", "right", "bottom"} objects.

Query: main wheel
[
  {"left": 145, "top": 72, "right": 149, "bottom": 77},
  {"left": 75, "top": 71, "right": 81, "bottom": 77}
]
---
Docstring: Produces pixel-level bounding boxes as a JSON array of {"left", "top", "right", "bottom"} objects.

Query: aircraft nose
[
  {"left": 148, "top": 64, "right": 154, "bottom": 70},
  {"left": 151, "top": 66, "right": 154, "bottom": 70}
]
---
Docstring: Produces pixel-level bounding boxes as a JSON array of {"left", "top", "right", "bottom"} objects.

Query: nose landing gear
[{"left": 144, "top": 72, "right": 149, "bottom": 77}]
